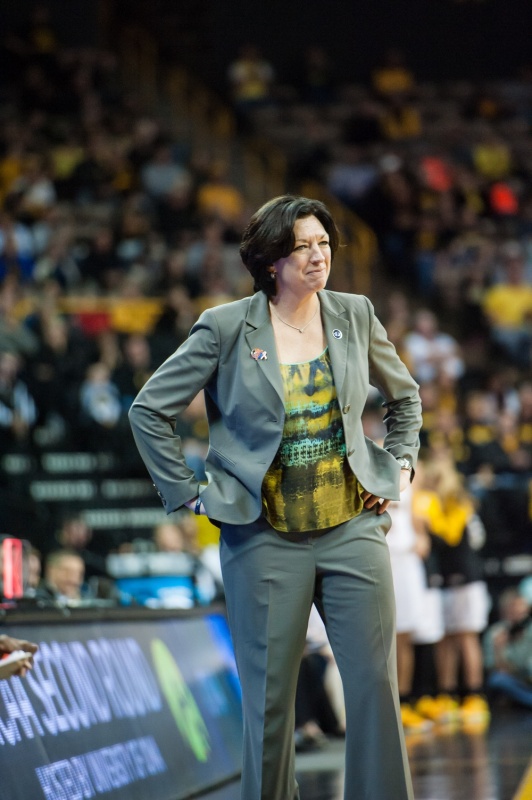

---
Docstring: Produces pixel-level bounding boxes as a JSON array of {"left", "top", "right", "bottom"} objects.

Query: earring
[{"left": 269, "top": 271, "right": 277, "bottom": 278}]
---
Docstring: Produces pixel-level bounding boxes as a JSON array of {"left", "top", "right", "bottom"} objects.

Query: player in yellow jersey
[{"left": 413, "top": 454, "right": 491, "bottom": 729}]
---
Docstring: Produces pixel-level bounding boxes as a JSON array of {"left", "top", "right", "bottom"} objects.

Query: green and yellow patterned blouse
[{"left": 262, "top": 348, "right": 364, "bottom": 532}]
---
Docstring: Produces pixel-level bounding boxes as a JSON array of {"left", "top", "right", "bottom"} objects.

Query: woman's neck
[
  {"left": 269, "top": 292, "right": 320, "bottom": 322},
  {"left": 268, "top": 293, "right": 325, "bottom": 363}
]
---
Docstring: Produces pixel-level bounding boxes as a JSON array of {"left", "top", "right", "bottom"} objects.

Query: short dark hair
[{"left": 240, "top": 195, "right": 340, "bottom": 298}]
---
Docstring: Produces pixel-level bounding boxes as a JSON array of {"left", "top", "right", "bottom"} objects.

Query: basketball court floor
[
  {"left": 204, "top": 706, "right": 532, "bottom": 800},
  {"left": 296, "top": 707, "right": 532, "bottom": 800}
]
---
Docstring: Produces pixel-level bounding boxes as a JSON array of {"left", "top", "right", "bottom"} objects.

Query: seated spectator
[
  {"left": 195, "top": 160, "right": 245, "bottom": 231},
  {"left": 464, "top": 408, "right": 532, "bottom": 483},
  {"left": 472, "top": 129, "right": 512, "bottom": 181},
  {"left": 371, "top": 48, "right": 415, "bottom": 99},
  {"left": 227, "top": 43, "right": 275, "bottom": 115},
  {"left": 483, "top": 367, "right": 521, "bottom": 418},
  {"left": 26, "top": 312, "right": 88, "bottom": 435},
  {"left": 33, "top": 229, "right": 81, "bottom": 289},
  {"left": 114, "top": 193, "right": 152, "bottom": 270},
  {"left": 26, "top": 546, "right": 42, "bottom": 594},
  {"left": 152, "top": 518, "right": 220, "bottom": 604},
  {"left": 151, "top": 284, "right": 197, "bottom": 363},
  {"left": 0, "top": 278, "right": 39, "bottom": 358},
  {"left": 36, "top": 548, "right": 86, "bottom": 605},
  {"left": 379, "top": 96, "right": 422, "bottom": 142},
  {"left": 69, "top": 134, "right": 117, "bottom": 205},
  {"left": 411, "top": 210, "right": 444, "bottom": 298},
  {"left": 184, "top": 218, "right": 243, "bottom": 297},
  {"left": 77, "top": 225, "right": 123, "bottom": 290},
  {"left": 195, "top": 248, "right": 235, "bottom": 310},
  {"left": 156, "top": 248, "right": 201, "bottom": 296},
  {"left": 325, "top": 145, "right": 379, "bottom": 213},
  {"left": 355, "top": 159, "right": 418, "bottom": 280},
  {"left": 467, "top": 388, "right": 499, "bottom": 429},
  {"left": 433, "top": 206, "right": 495, "bottom": 319},
  {"left": 156, "top": 179, "right": 198, "bottom": 246},
  {"left": 80, "top": 361, "right": 121, "bottom": 423},
  {"left": 0, "top": 349, "right": 37, "bottom": 452},
  {"left": 140, "top": 141, "right": 190, "bottom": 200},
  {"left": 483, "top": 588, "right": 532, "bottom": 709},
  {"left": 112, "top": 333, "right": 153, "bottom": 412},
  {"left": 481, "top": 241, "right": 532, "bottom": 368},
  {"left": 0, "top": 208, "right": 36, "bottom": 282},
  {"left": 52, "top": 513, "right": 108, "bottom": 581},
  {"left": 49, "top": 130, "right": 85, "bottom": 201},
  {"left": 427, "top": 405, "right": 468, "bottom": 468},
  {"left": 78, "top": 361, "right": 124, "bottom": 450},
  {"left": 9, "top": 151, "right": 56, "bottom": 223},
  {"left": 403, "top": 309, "right": 465, "bottom": 385}
]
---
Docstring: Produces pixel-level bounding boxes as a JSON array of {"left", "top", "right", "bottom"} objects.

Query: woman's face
[{"left": 271, "top": 215, "right": 331, "bottom": 300}]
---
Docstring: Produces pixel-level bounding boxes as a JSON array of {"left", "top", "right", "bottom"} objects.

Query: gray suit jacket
[{"left": 129, "top": 290, "right": 422, "bottom": 525}]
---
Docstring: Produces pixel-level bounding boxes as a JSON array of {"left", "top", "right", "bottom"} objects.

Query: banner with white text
[{"left": 0, "top": 612, "right": 242, "bottom": 800}]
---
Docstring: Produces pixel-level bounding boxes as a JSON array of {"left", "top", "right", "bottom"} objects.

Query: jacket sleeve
[
  {"left": 366, "top": 297, "right": 422, "bottom": 470},
  {"left": 128, "top": 310, "right": 220, "bottom": 513}
]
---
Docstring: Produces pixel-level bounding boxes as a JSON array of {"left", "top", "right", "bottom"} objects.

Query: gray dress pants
[{"left": 220, "top": 508, "right": 414, "bottom": 800}]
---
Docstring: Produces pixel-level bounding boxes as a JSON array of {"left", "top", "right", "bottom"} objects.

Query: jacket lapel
[
  {"left": 319, "top": 291, "right": 350, "bottom": 398},
  {"left": 245, "top": 292, "right": 284, "bottom": 405}
]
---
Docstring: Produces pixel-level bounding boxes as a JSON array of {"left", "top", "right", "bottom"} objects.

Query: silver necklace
[{"left": 269, "top": 302, "right": 319, "bottom": 333}]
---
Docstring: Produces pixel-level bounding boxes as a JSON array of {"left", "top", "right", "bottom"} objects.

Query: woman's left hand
[{"left": 361, "top": 469, "right": 411, "bottom": 514}]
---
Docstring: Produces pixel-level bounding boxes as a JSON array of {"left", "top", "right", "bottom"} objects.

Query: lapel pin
[
  {"left": 251, "top": 348, "right": 268, "bottom": 361},
  {"left": 332, "top": 329, "right": 342, "bottom": 339}
]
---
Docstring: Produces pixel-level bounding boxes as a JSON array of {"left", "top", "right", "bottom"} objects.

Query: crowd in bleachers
[
  {"left": 227, "top": 43, "right": 532, "bottom": 736},
  {"left": 1, "top": 6, "right": 532, "bottom": 739},
  {"left": 0, "top": 26, "right": 529, "bottom": 500},
  {"left": 0, "top": 14, "right": 529, "bottom": 559},
  {"left": 236, "top": 45, "right": 532, "bottom": 553},
  {"left": 0, "top": 6, "right": 254, "bottom": 467},
  {"left": 0, "top": 7, "right": 254, "bottom": 613}
]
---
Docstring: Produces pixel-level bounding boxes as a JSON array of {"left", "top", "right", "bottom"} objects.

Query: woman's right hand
[{"left": 184, "top": 497, "right": 206, "bottom": 515}]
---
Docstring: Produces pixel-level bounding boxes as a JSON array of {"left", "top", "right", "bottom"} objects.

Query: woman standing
[{"left": 129, "top": 195, "right": 422, "bottom": 799}]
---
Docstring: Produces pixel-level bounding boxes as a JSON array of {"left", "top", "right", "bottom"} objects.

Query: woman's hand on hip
[
  {"left": 361, "top": 469, "right": 410, "bottom": 514},
  {"left": 361, "top": 491, "right": 391, "bottom": 514}
]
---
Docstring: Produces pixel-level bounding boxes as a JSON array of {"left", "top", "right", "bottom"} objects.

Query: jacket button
[{"left": 342, "top": 404, "right": 351, "bottom": 413}]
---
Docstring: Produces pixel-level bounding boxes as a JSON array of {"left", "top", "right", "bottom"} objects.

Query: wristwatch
[{"left": 397, "top": 457, "right": 413, "bottom": 472}]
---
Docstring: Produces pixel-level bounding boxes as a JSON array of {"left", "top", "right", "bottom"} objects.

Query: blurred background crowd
[{"left": 0, "top": 0, "right": 531, "bottom": 740}]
